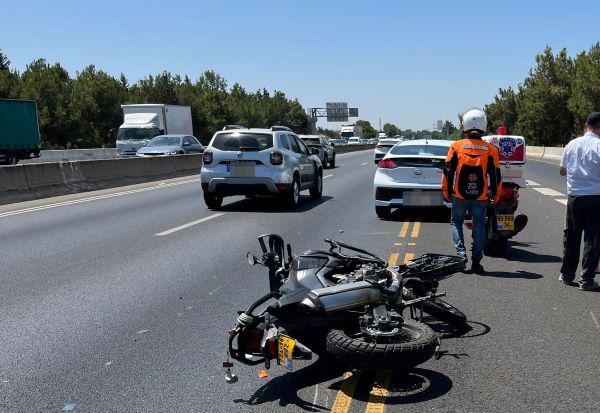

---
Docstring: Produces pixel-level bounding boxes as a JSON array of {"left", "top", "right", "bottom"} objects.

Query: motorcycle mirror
[{"left": 247, "top": 252, "right": 259, "bottom": 266}]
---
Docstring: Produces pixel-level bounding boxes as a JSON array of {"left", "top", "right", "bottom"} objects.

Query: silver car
[
  {"left": 136, "top": 134, "right": 203, "bottom": 157},
  {"left": 299, "top": 135, "right": 336, "bottom": 168},
  {"left": 200, "top": 126, "right": 323, "bottom": 210}
]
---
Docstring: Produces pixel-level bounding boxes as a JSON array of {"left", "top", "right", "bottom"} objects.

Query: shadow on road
[
  {"left": 220, "top": 195, "right": 332, "bottom": 213},
  {"left": 505, "top": 246, "right": 562, "bottom": 264},
  {"left": 233, "top": 358, "right": 343, "bottom": 411},
  {"left": 384, "top": 207, "right": 451, "bottom": 224},
  {"left": 428, "top": 319, "right": 491, "bottom": 340},
  {"left": 480, "top": 270, "right": 543, "bottom": 279}
]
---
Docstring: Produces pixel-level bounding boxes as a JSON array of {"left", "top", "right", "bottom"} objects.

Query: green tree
[
  {"left": 515, "top": 47, "right": 574, "bottom": 146},
  {"left": 69, "top": 65, "right": 127, "bottom": 147},
  {"left": 441, "top": 120, "right": 457, "bottom": 138},
  {"left": 355, "top": 119, "right": 377, "bottom": 139},
  {"left": 568, "top": 42, "right": 600, "bottom": 135},
  {"left": 383, "top": 122, "right": 400, "bottom": 137},
  {"left": 485, "top": 86, "right": 520, "bottom": 134},
  {"left": 19, "top": 59, "right": 72, "bottom": 148},
  {"left": 0, "top": 50, "right": 19, "bottom": 99},
  {"left": 317, "top": 127, "right": 340, "bottom": 138}
]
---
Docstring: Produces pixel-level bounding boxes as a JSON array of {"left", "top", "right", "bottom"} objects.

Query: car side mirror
[
  {"left": 183, "top": 142, "right": 191, "bottom": 147},
  {"left": 311, "top": 148, "right": 320, "bottom": 156}
]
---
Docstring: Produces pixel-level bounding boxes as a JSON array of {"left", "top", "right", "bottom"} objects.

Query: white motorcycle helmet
[{"left": 462, "top": 108, "right": 487, "bottom": 133}]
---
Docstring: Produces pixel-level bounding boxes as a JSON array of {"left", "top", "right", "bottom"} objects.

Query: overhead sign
[
  {"left": 348, "top": 108, "right": 359, "bottom": 117},
  {"left": 326, "top": 102, "right": 348, "bottom": 122}
]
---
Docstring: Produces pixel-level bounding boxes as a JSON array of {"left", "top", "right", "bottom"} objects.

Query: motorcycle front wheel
[{"left": 325, "top": 319, "right": 438, "bottom": 370}]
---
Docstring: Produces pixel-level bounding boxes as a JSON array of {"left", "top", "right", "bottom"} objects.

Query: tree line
[
  {"left": 485, "top": 42, "right": 600, "bottom": 146},
  {"left": 0, "top": 51, "right": 309, "bottom": 147}
]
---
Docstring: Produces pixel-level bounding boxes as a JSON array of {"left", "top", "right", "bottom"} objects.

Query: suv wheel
[
  {"left": 285, "top": 177, "right": 300, "bottom": 208},
  {"left": 204, "top": 193, "right": 223, "bottom": 210},
  {"left": 330, "top": 155, "right": 335, "bottom": 168},
  {"left": 310, "top": 171, "right": 323, "bottom": 199},
  {"left": 323, "top": 154, "right": 328, "bottom": 169}
]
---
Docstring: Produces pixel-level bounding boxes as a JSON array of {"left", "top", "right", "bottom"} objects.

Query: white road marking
[
  {"left": 0, "top": 178, "right": 200, "bottom": 219},
  {"left": 312, "top": 384, "right": 319, "bottom": 409},
  {"left": 360, "top": 162, "right": 368, "bottom": 165},
  {"left": 154, "top": 213, "right": 225, "bottom": 236},
  {"left": 533, "top": 187, "right": 565, "bottom": 197},
  {"left": 323, "top": 174, "right": 334, "bottom": 179},
  {"left": 556, "top": 199, "right": 568, "bottom": 205},
  {"left": 591, "top": 311, "right": 599, "bottom": 331},
  {"left": 526, "top": 180, "right": 541, "bottom": 187}
]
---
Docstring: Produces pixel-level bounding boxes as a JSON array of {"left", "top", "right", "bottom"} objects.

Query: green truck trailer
[{"left": 0, "top": 99, "right": 41, "bottom": 165}]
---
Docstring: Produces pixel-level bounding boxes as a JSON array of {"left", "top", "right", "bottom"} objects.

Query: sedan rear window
[
  {"left": 302, "top": 138, "right": 321, "bottom": 145},
  {"left": 212, "top": 133, "right": 273, "bottom": 151},
  {"left": 390, "top": 145, "right": 449, "bottom": 157}
]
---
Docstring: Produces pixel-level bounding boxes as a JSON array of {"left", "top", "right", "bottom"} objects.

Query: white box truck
[
  {"left": 116, "top": 104, "right": 193, "bottom": 156},
  {"left": 340, "top": 124, "right": 363, "bottom": 140}
]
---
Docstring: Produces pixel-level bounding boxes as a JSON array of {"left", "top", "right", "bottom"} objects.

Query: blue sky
[{"left": 2, "top": 0, "right": 598, "bottom": 130}]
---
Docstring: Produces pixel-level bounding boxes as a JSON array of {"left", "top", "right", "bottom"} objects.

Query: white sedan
[
  {"left": 374, "top": 138, "right": 402, "bottom": 163},
  {"left": 373, "top": 139, "right": 452, "bottom": 219}
]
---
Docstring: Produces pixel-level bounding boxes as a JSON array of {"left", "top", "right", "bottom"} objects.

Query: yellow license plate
[
  {"left": 497, "top": 214, "right": 514, "bottom": 231},
  {"left": 277, "top": 334, "right": 296, "bottom": 370}
]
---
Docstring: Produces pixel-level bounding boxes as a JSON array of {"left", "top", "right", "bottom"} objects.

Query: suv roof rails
[
  {"left": 271, "top": 125, "right": 292, "bottom": 132},
  {"left": 222, "top": 125, "right": 247, "bottom": 130}
]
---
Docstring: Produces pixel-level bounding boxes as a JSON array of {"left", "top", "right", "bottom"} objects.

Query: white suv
[{"left": 201, "top": 126, "right": 323, "bottom": 209}]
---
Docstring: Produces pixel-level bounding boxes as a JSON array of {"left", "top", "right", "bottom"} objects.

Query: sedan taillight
[
  {"left": 378, "top": 158, "right": 396, "bottom": 169},
  {"left": 270, "top": 151, "right": 283, "bottom": 165},
  {"left": 202, "top": 150, "right": 213, "bottom": 165}
]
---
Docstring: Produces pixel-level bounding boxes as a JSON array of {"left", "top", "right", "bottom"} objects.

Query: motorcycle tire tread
[{"left": 325, "top": 320, "right": 438, "bottom": 370}]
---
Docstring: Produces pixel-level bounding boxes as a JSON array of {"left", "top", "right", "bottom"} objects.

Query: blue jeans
[{"left": 450, "top": 197, "right": 488, "bottom": 262}]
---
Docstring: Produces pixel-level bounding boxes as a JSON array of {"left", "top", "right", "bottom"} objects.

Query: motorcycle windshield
[{"left": 284, "top": 256, "right": 329, "bottom": 292}]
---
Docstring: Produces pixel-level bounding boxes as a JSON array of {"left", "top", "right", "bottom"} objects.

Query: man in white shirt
[{"left": 559, "top": 112, "right": 600, "bottom": 291}]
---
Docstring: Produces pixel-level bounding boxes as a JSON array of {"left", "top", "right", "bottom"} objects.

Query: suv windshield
[
  {"left": 147, "top": 136, "right": 182, "bottom": 147},
  {"left": 212, "top": 132, "right": 273, "bottom": 151},
  {"left": 390, "top": 145, "right": 449, "bottom": 157},
  {"left": 302, "top": 138, "right": 321, "bottom": 145},
  {"left": 117, "top": 127, "right": 158, "bottom": 141}
]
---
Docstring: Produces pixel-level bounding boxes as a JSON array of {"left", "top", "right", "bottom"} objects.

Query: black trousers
[{"left": 561, "top": 195, "right": 600, "bottom": 282}]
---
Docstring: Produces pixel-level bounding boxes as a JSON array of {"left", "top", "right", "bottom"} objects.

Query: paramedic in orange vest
[{"left": 442, "top": 108, "right": 501, "bottom": 273}]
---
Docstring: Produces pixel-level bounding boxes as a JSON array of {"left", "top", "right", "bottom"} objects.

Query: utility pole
[{"left": 379, "top": 118, "right": 382, "bottom": 131}]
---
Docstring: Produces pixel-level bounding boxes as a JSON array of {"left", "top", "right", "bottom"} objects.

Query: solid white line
[
  {"left": 556, "top": 198, "right": 568, "bottom": 205},
  {"left": 533, "top": 187, "right": 565, "bottom": 197},
  {"left": 360, "top": 162, "right": 367, "bottom": 165},
  {"left": 154, "top": 213, "right": 225, "bottom": 236},
  {"left": 323, "top": 174, "right": 333, "bottom": 179},
  {"left": 0, "top": 178, "right": 200, "bottom": 219},
  {"left": 526, "top": 180, "right": 541, "bottom": 187}
]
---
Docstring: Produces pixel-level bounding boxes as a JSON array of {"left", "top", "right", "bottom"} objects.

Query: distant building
[{"left": 436, "top": 120, "right": 443, "bottom": 130}]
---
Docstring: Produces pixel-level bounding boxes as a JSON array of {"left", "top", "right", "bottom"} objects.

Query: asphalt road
[{"left": 1, "top": 150, "right": 599, "bottom": 413}]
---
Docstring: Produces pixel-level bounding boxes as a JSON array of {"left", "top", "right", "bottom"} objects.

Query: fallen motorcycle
[{"left": 224, "top": 234, "right": 465, "bottom": 383}]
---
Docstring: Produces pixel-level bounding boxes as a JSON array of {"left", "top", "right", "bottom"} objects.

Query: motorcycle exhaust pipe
[{"left": 299, "top": 281, "right": 381, "bottom": 314}]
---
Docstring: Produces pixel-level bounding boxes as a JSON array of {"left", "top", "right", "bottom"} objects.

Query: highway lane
[{"left": 1, "top": 151, "right": 599, "bottom": 412}]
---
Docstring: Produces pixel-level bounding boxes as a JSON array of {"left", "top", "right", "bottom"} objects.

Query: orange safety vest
[{"left": 442, "top": 138, "right": 501, "bottom": 202}]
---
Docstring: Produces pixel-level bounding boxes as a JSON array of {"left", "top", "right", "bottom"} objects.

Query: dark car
[{"left": 299, "top": 135, "right": 336, "bottom": 168}]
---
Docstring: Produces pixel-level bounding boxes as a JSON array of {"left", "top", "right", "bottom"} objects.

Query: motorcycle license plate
[
  {"left": 277, "top": 334, "right": 296, "bottom": 370},
  {"left": 497, "top": 214, "right": 514, "bottom": 231}
]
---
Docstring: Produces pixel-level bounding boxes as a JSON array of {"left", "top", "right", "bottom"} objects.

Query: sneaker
[
  {"left": 471, "top": 261, "right": 484, "bottom": 274},
  {"left": 559, "top": 274, "right": 577, "bottom": 286},
  {"left": 579, "top": 281, "right": 600, "bottom": 291}
]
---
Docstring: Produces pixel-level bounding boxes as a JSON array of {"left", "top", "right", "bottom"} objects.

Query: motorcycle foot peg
[{"left": 225, "top": 368, "right": 238, "bottom": 384}]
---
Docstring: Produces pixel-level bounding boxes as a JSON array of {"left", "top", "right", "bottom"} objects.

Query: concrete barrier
[
  {"left": 32, "top": 148, "right": 118, "bottom": 163},
  {"left": 0, "top": 145, "right": 373, "bottom": 205},
  {"left": 527, "top": 146, "right": 564, "bottom": 160}
]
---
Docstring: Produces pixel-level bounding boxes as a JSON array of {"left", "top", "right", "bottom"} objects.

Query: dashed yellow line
[
  {"left": 404, "top": 252, "right": 415, "bottom": 264},
  {"left": 388, "top": 253, "right": 399, "bottom": 266},
  {"left": 399, "top": 220, "right": 411, "bottom": 238},
  {"left": 365, "top": 369, "right": 393, "bottom": 413},
  {"left": 410, "top": 220, "right": 421, "bottom": 238},
  {"left": 330, "top": 370, "right": 361, "bottom": 413}
]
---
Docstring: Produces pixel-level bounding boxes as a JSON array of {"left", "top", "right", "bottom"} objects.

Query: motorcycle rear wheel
[{"left": 325, "top": 319, "right": 438, "bottom": 370}]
